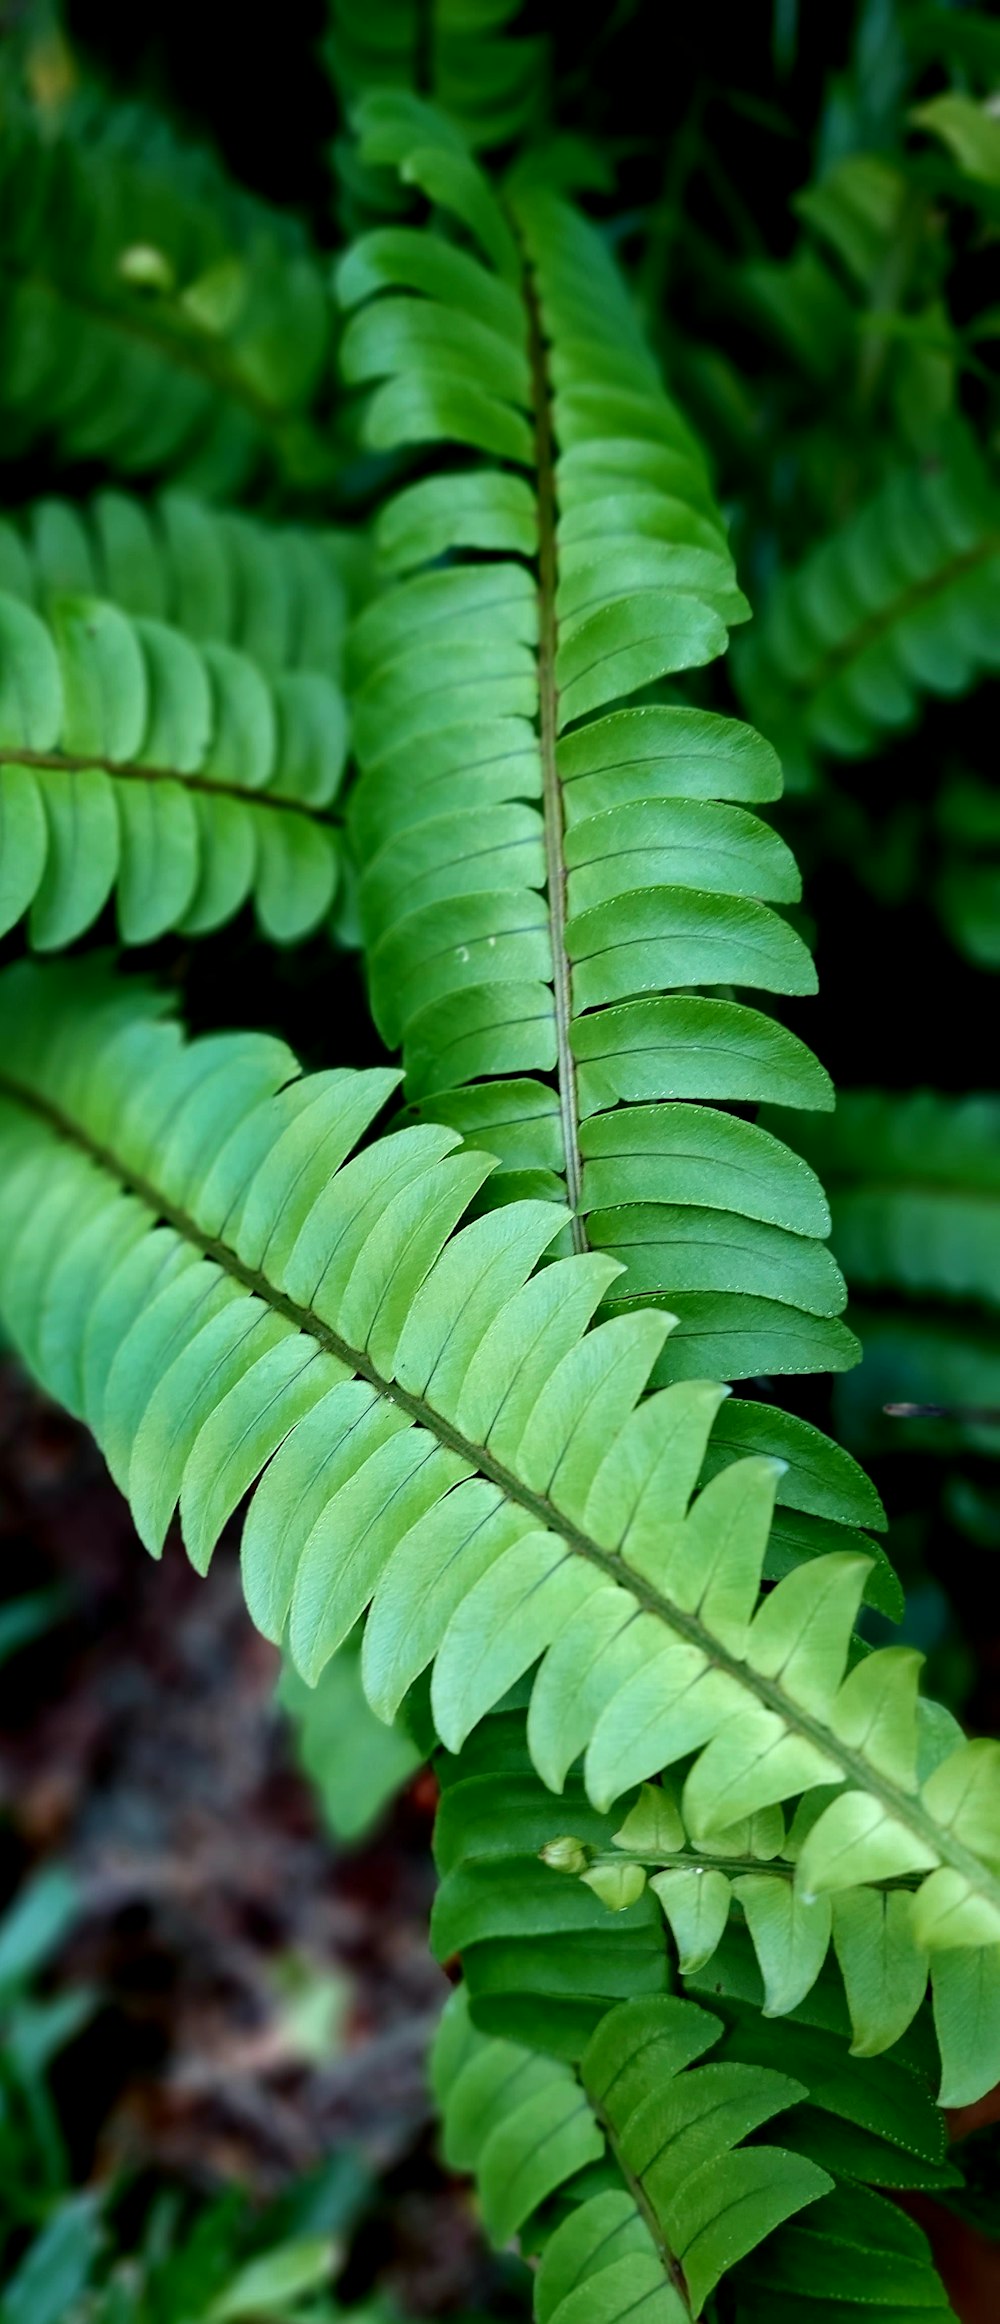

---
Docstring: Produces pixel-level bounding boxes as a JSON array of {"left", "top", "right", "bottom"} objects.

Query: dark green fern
[
  {"left": 735, "top": 429, "right": 1000, "bottom": 788},
  {"left": 0, "top": 80, "right": 335, "bottom": 493}
]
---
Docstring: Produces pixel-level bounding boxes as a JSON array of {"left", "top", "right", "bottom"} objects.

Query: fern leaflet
[{"left": 0, "top": 489, "right": 356, "bottom": 679}]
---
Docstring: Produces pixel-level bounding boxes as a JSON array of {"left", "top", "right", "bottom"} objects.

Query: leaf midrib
[
  {"left": 4, "top": 1065, "right": 997, "bottom": 1915},
  {"left": 585, "top": 2084, "right": 695, "bottom": 2319},
  {"left": 3, "top": 746, "right": 334, "bottom": 824}
]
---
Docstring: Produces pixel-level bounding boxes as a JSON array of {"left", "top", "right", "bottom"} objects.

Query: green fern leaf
[
  {"left": 2, "top": 962, "right": 1000, "bottom": 2097},
  {"left": 431, "top": 1713, "right": 968, "bottom": 2324},
  {"left": 735, "top": 2182, "right": 958, "bottom": 2320},
  {"left": 433, "top": 1712, "right": 980, "bottom": 2086},
  {"left": 0, "top": 587, "right": 344, "bottom": 944},
  {"left": 336, "top": 97, "right": 858, "bottom": 1395}
]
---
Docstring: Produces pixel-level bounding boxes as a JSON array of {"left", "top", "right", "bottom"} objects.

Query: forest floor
[{"left": 0, "top": 1358, "right": 526, "bottom": 2316}]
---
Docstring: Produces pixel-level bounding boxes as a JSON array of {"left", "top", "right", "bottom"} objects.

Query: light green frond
[
  {"left": 338, "top": 98, "right": 856, "bottom": 1390},
  {"left": 0, "top": 491, "right": 358, "bottom": 679},
  {"left": 0, "top": 589, "right": 344, "bottom": 945},
  {"left": 2, "top": 962, "right": 999, "bottom": 2095}
]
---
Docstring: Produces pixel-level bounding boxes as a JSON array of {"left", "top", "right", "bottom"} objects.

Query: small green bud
[
  {"left": 117, "top": 243, "right": 176, "bottom": 293},
  {"left": 540, "top": 1835, "right": 589, "bottom": 1875}
]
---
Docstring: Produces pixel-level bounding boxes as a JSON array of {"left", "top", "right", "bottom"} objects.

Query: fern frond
[
  {"left": 736, "top": 430, "right": 1000, "bottom": 780},
  {"left": 326, "top": 0, "right": 547, "bottom": 155},
  {"left": 0, "top": 88, "right": 334, "bottom": 493},
  {"left": 2, "top": 963, "right": 1000, "bottom": 2101},
  {"left": 336, "top": 96, "right": 856, "bottom": 1391},
  {"left": 785, "top": 1090, "right": 1000, "bottom": 1308},
  {"left": 935, "top": 772, "right": 1000, "bottom": 972},
  {"left": 431, "top": 1981, "right": 957, "bottom": 2322},
  {"left": 0, "top": 589, "right": 344, "bottom": 944},
  {"left": 0, "top": 490, "right": 357, "bottom": 679},
  {"left": 775, "top": 1092, "right": 1000, "bottom": 1462}
]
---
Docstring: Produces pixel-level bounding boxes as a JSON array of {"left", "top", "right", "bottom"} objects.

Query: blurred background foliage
[{"left": 2, "top": 0, "right": 1000, "bottom": 2308}]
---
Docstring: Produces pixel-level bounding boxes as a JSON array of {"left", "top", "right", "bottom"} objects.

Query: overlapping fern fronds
[
  {"left": 2, "top": 962, "right": 1000, "bottom": 2113},
  {"left": 434, "top": 1985, "right": 830, "bottom": 2322},
  {"left": 0, "top": 81, "right": 334, "bottom": 493},
  {"left": 0, "top": 586, "right": 344, "bottom": 945},
  {"left": 433, "top": 1707, "right": 996, "bottom": 2111},
  {"left": 338, "top": 94, "right": 858, "bottom": 1393},
  {"left": 432, "top": 1717, "right": 963, "bottom": 2317},
  {"left": 432, "top": 1982, "right": 958, "bottom": 2324}
]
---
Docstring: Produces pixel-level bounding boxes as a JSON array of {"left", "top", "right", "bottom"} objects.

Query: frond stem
[
  {"left": 520, "top": 240, "right": 586, "bottom": 1253},
  {"left": 584, "top": 1847, "right": 922, "bottom": 1891},
  {"left": 587, "top": 2090, "right": 694, "bottom": 2317},
  {"left": 785, "top": 531, "right": 1000, "bottom": 698}
]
